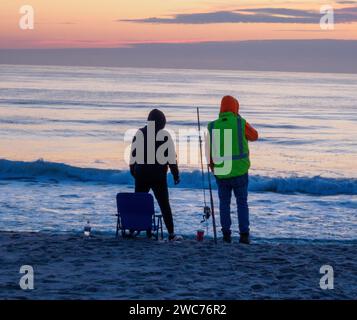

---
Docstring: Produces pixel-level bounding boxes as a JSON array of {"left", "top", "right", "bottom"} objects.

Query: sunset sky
[{"left": 1, "top": 0, "right": 357, "bottom": 49}]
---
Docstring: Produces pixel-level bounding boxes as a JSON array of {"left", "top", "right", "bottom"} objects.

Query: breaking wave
[{"left": 0, "top": 159, "right": 356, "bottom": 196}]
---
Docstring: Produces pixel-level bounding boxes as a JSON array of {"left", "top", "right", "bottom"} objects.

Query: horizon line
[{"left": 0, "top": 38, "right": 356, "bottom": 51}]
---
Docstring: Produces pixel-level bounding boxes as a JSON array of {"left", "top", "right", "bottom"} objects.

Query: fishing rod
[
  {"left": 196, "top": 107, "right": 218, "bottom": 244},
  {"left": 196, "top": 107, "right": 209, "bottom": 223}
]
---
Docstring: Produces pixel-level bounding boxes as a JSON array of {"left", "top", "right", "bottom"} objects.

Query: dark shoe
[
  {"left": 223, "top": 231, "right": 232, "bottom": 243},
  {"left": 239, "top": 233, "right": 250, "bottom": 245},
  {"left": 169, "top": 233, "right": 183, "bottom": 241}
]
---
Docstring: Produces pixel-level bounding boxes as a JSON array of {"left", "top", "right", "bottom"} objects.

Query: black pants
[{"left": 135, "top": 178, "right": 174, "bottom": 234}]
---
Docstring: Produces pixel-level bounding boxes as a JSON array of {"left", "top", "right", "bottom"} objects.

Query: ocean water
[{"left": 0, "top": 65, "right": 356, "bottom": 240}]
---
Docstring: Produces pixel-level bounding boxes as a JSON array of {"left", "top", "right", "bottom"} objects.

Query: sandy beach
[{"left": 0, "top": 231, "right": 355, "bottom": 300}]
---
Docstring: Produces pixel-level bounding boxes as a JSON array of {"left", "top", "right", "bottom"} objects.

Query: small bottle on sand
[{"left": 84, "top": 220, "right": 91, "bottom": 237}]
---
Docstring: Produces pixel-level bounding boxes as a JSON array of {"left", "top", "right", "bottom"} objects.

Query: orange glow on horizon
[{"left": 0, "top": 0, "right": 356, "bottom": 49}]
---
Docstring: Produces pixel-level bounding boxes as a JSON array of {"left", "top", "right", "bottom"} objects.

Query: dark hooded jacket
[{"left": 130, "top": 109, "right": 179, "bottom": 181}]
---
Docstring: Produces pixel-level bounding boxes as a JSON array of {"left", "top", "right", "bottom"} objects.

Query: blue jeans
[{"left": 216, "top": 173, "right": 250, "bottom": 234}]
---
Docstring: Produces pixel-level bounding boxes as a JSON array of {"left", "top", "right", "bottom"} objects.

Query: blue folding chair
[{"left": 116, "top": 193, "right": 163, "bottom": 240}]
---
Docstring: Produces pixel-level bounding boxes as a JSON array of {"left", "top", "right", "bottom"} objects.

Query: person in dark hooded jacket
[{"left": 130, "top": 109, "right": 181, "bottom": 241}]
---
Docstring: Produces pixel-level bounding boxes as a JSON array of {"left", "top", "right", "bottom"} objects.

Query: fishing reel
[{"left": 201, "top": 206, "right": 211, "bottom": 223}]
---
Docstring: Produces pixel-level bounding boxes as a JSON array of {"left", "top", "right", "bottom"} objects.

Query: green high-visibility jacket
[{"left": 208, "top": 112, "right": 250, "bottom": 179}]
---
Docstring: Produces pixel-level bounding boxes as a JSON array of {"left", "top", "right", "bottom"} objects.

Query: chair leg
[
  {"left": 152, "top": 215, "right": 158, "bottom": 240},
  {"left": 158, "top": 216, "right": 163, "bottom": 240},
  {"left": 116, "top": 216, "right": 119, "bottom": 238}
]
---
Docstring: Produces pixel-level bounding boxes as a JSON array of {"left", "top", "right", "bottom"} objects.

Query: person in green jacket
[{"left": 208, "top": 96, "right": 259, "bottom": 244}]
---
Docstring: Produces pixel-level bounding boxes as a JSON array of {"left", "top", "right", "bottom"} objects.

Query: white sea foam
[{"left": 1, "top": 159, "right": 356, "bottom": 196}]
